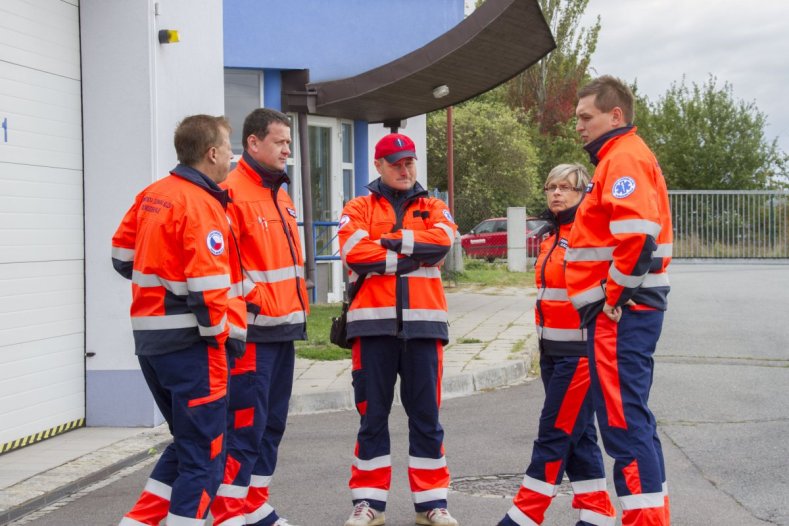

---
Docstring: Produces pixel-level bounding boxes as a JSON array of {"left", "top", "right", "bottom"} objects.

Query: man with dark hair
[
  {"left": 210, "top": 108, "right": 307, "bottom": 526},
  {"left": 112, "top": 114, "right": 246, "bottom": 526},
  {"left": 566, "top": 75, "right": 673, "bottom": 526}
]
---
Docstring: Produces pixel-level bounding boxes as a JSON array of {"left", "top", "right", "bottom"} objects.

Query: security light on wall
[
  {"left": 432, "top": 85, "right": 450, "bottom": 99},
  {"left": 158, "top": 29, "right": 180, "bottom": 44}
]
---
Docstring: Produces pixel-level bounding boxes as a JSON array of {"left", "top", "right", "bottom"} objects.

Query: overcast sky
[{"left": 579, "top": 0, "right": 788, "bottom": 153}]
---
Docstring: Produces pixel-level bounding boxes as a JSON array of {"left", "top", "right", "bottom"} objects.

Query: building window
[
  {"left": 224, "top": 69, "right": 263, "bottom": 154},
  {"left": 341, "top": 122, "right": 354, "bottom": 203},
  {"left": 309, "top": 125, "right": 332, "bottom": 222}
]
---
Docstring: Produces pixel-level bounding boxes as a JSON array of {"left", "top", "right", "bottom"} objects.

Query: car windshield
[
  {"left": 472, "top": 220, "right": 496, "bottom": 234},
  {"left": 527, "top": 219, "right": 548, "bottom": 232}
]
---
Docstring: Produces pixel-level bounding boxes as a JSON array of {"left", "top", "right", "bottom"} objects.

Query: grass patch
[
  {"left": 510, "top": 339, "right": 526, "bottom": 355},
  {"left": 449, "top": 259, "right": 535, "bottom": 288},
  {"left": 457, "top": 337, "right": 483, "bottom": 344},
  {"left": 295, "top": 303, "right": 351, "bottom": 361}
]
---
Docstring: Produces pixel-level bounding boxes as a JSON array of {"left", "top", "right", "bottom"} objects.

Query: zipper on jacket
[
  {"left": 394, "top": 196, "right": 421, "bottom": 335},
  {"left": 270, "top": 186, "right": 307, "bottom": 317},
  {"left": 536, "top": 232, "right": 560, "bottom": 334}
]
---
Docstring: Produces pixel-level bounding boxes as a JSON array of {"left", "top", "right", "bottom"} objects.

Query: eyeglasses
[{"left": 543, "top": 185, "right": 581, "bottom": 194}]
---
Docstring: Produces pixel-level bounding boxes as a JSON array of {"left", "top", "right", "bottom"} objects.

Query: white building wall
[{"left": 82, "top": 0, "right": 225, "bottom": 426}]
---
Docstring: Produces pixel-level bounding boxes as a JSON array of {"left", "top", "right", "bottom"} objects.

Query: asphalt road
[{"left": 12, "top": 264, "right": 789, "bottom": 526}]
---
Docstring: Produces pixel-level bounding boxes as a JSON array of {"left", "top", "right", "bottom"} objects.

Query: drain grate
[{"left": 451, "top": 473, "right": 573, "bottom": 499}]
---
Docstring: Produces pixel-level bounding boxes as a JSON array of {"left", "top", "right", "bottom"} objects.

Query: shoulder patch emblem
[
  {"left": 207, "top": 230, "right": 225, "bottom": 256},
  {"left": 442, "top": 209, "right": 454, "bottom": 223},
  {"left": 612, "top": 176, "right": 636, "bottom": 199},
  {"left": 338, "top": 214, "right": 351, "bottom": 229},
  {"left": 286, "top": 207, "right": 298, "bottom": 218}
]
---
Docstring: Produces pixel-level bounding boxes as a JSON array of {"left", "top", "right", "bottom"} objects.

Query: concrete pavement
[{"left": 0, "top": 287, "right": 538, "bottom": 525}]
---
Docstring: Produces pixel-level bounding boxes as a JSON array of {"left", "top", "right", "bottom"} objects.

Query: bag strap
[{"left": 346, "top": 274, "right": 366, "bottom": 304}]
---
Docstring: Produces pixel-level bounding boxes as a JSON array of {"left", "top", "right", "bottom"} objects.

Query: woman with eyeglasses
[{"left": 498, "top": 164, "right": 616, "bottom": 526}]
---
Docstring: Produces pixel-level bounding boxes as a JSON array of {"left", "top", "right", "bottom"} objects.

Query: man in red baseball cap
[{"left": 337, "top": 132, "right": 460, "bottom": 526}]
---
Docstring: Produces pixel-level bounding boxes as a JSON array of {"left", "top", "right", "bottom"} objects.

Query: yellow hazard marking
[{"left": 0, "top": 418, "right": 85, "bottom": 456}]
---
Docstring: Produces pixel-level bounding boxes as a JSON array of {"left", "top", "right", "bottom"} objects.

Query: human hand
[
  {"left": 226, "top": 338, "right": 246, "bottom": 358},
  {"left": 603, "top": 303, "right": 622, "bottom": 322}
]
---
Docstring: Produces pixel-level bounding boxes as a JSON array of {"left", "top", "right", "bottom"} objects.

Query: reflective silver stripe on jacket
[
  {"left": 341, "top": 229, "right": 368, "bottom": 260},
  {"left": 653, "top": 243, "right": 673, "bottom": 258},
  {"left": 385, "top": 250, "right": 398, "bottom": 274},
  {"left": 609, "top": 218, "right": 662, "bottom": 237},
  {"left": 247, "top": 310, "right": 306, "bottom": 327},
  {"left": 401, "top": 229, "right": 415, "bottom": 255},
  {"left": 228, "top": 322, "right": 247, "bottom": 341},
  {"left": 245, "top": 266, "right": 304, "bottom": 284},
  {"left": 609, "top": 264, "right": 646, "bottom": 289},
  {"left": 403, "top": 267, "right": 442, "bottom": 279},
  {"left": 537, "top": 326, "right": 586, "bottom": 342},
  {"left": 230, "top": 281, "right": 244, "bottom": 298},
  {"left": 402, "top": 309, "right": 448, "bottom": 323},
  {"left": 569, "top": 286, "right": 606, "bottom": 309},
  {"left": 131, "top": 313, "right": 197, "bottom": 331},
  {"left": 186, "top": 274, "right": 231, "bottom": 292},
  {"left": 642, "top": 272, "right": 670, "bottom": 288},
  {"left": 132, "top": 271, "right": 188, "bottom": 295},
  {"left": 347, "top": 306, "right": 397, "bottom": 322},
  {"left": 565, "top": 246, "right": 615, "bottom": 262},
  {"left": 537, "top": 287, "right": 568, "bottom": 301},
  {"left": 436, "top": 222, "right": 455, "bottom": 243},
  {"left": 198, "top": 314, "right": 227, "bottom": 337},
  {"left": 111, "top": 246, "right": 135, "bottom": 262}
]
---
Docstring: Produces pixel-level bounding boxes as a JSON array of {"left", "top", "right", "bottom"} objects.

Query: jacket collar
[
  {"left": 241, "top": 151, "right": 290, "bottom": 189},
  {"left": 171, "top": 164, "right": 229, "bottom": 208},
  {"left": 538, "top": 199, "right": 581, "bottom": 237},
  {"left": 366, "top": 177, "right": 427, "bottom": 202},
  {"left": 583, "top": 125, "right": 635, "bottom": 165}
]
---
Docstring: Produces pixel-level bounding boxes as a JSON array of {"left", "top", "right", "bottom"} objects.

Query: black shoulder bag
[{"left": 329, "top": 275, "right": 366, "bottom": 349}]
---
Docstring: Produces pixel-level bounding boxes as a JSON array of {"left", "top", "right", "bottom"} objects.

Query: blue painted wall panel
[
  {"left": 353, "top": 119, "right": 368, "bottom": 196},
  {"left": 224, "top": 0, "right": 464, "bottom": 82},
  {"left": 263, "top": 69, "right": 282, "bottom": 110}
]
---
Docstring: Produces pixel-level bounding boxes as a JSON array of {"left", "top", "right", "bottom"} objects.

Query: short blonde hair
[{"left": 545, "top": 163, "right": 590, "bottom": 190}]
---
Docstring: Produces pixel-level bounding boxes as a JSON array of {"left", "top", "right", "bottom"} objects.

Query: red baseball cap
[{"left": 374, "top": 133, "right": 417, "bottom": 163}]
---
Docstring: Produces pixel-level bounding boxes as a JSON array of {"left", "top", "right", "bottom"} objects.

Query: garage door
[{"left": 0, "top": 0, "right": 85, "bottom": 453}]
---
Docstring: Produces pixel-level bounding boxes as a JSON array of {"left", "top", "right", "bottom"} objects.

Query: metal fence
[{"left": 669, "top": 190, "right": 789, "bottom": 258}]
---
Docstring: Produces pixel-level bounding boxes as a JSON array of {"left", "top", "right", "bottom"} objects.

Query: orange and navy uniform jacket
[
  {"left": 566, "top": 126, "right": 672, "bottom": 327},
  {"left": 111, "top": 164, "right": 247, "bottom": 356},
  {"left": 338, "top": 179, "right": 457, "bottom": 342},
  {"left": 534, "top": 205, "right": 587, "bottom": 357},
  {"left": 223, "top": 152, "right": 308, "bottom": 343}
]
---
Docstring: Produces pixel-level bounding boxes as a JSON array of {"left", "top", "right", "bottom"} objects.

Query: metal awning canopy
[{"left": 282, "top": 0, "right": 556, "bottom": 124}]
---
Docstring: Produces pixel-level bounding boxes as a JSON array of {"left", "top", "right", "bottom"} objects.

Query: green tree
[
  {"left": 504, "top": 0, "right": 600, "bottom": 176},
  {"left": 636, "top": 76, "right": 788, "bottom": 189},
  {"left": 427, "top": 99, "right": 541, "bottom": 233}
]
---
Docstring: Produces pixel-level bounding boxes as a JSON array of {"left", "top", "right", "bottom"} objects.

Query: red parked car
[{"left": 460, "top": 217, "right": 549, "bottom": 261}]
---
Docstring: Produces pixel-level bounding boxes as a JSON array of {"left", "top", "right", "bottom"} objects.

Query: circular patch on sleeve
[
  {"left": 207, "top": 230, "right": 225, "bottom": 255},
  {"left": 612, "top": 176, "right": 636, "bottom": 198},
  {"left": 443, "top": 209, "right": 454, "bottom": 222},
  {"left": 338, "top": 214, "right": 351, "bottom": 229}
]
